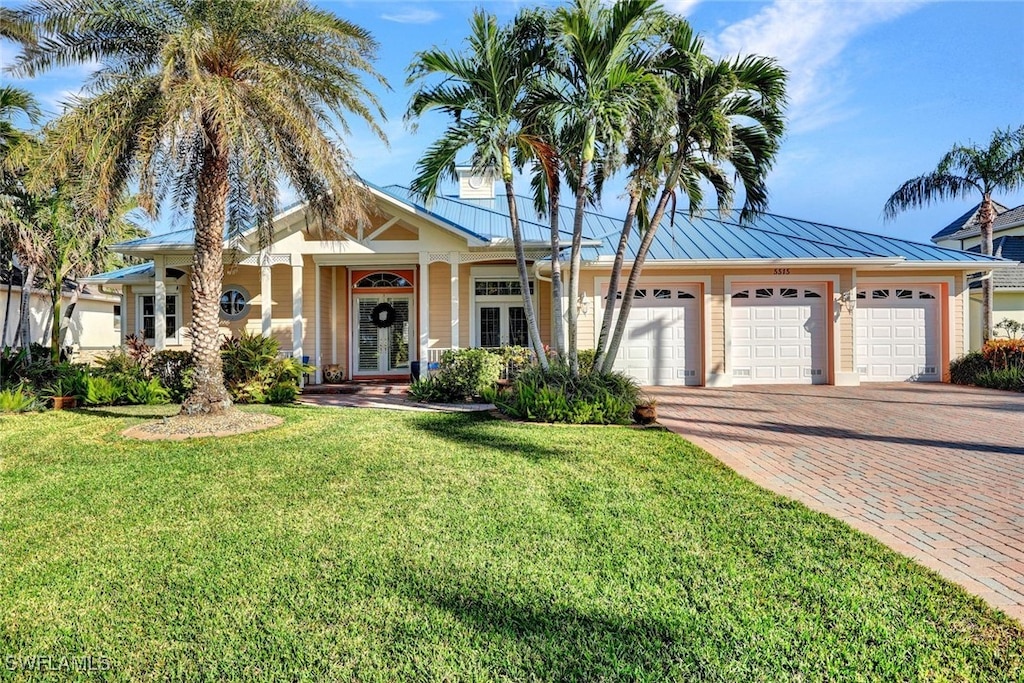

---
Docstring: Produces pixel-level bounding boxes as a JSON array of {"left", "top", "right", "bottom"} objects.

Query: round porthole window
[{"left": 219, "top": 286, "right": 251, "bottom": 321}]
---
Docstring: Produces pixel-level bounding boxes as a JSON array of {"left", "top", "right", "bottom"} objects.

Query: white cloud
[
  {"left": 710, "top": 0, "right": 923, "bottom": 132},
  {"left": 663, "top": 0, "right": 701, "bottom": 17},
  {"left": 380, "top": 7, "right": 441, "bottom": 24}
]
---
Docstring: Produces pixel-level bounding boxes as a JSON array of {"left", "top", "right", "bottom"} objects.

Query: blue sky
[{"left": 2, "top": 0, "right": 1023, "bottom": 245}]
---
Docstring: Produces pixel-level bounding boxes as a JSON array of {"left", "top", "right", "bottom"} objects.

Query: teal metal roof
[
  {"left": 83, "top": 262, "right": 154, "bottom": 281},
  {"left": 107, "top": 181, "right": 1005, "bottom": 266}
]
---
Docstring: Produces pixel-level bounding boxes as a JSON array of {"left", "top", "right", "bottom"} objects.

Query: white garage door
[
  {"left": 731, "top": 285, "right": 828, "bottom": 384},
  {"left": 609, "top": 284, "right": 701, "bottom": 386},
  {"left": 856, "top": 286, "right": 940, "bottom": 382}
]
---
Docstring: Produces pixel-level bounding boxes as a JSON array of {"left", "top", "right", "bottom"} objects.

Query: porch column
[
  {"left": 260, "top": 253, "right": 272, "bottom": 338},
  {"left": 450, "top": 251, "right": 460, "bottom": 349},
  {"left": 314, "top": 265, "right": 322, "bottom": 384},
  {"left": 419, "top": 252, "right": 430, "bottom": 365},
  {"left": 153, "top": 256, "right": 166, "bottom": 350},
  {"left": 291, "top": 259, "right": 303, "bottom": 366},
  {"left": 119, "top": 292, "right": 127, "bottom": 345}
]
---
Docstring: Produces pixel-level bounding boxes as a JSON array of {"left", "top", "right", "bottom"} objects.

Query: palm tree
[
  {"left": 884, "top": 126, "right": 1024, "bottom": 342},
  {"left": 543, "top": 0, "right": 665, "bottom": 375},
  {"left": 406, "top": 9, "right": 550, "bottom": 369},
  {"left": 0, "top": 86, "right": 40, "bottom": 348},
  {"left": 599, "top": 19, "right": 787, "bottom": 372},
  {"left": 8, "top": 0, "right": 387, "bottom": 414}
]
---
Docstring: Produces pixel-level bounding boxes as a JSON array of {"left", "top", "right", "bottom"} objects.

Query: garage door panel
[
  {"left": 856, "top": 285, "right": 940, "bottom": 382},
  {"left": 611, "top": 283, "right": 701, "bottom": 387},
  {"left": 731, "top": 284, "right": 827, "bottom": 385}
]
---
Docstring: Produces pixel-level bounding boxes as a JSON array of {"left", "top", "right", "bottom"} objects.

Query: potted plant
[
  {"left": 633, "top": 398, "right": 658, "bottom": 425},
  {"left": 45, "top": 377, "right": 78, "bottom": 411}
]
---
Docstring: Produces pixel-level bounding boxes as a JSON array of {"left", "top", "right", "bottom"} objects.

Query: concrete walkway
[{"left": 648, "top": 383, "right": 1024, "bottom": 622}]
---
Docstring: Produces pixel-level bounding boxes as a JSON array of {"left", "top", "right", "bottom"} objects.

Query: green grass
[{"left": 0, "top": 407, "right": 1021, "bottom": 681}]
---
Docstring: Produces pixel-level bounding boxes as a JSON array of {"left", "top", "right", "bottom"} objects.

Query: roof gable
[{"left": 931, "top": 201, "right": 1013, "bottom": 242}]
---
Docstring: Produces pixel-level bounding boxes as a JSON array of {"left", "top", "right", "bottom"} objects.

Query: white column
[
  {"left": 314, "top": 265, "right": 322, "bottom": 384},
  {"left": 153, "top": 256, "right": 166, "bottom": 350},
  {"left": 330, "top": 268, "right": 338, "bottom": 364},
  {"left": 419, "top": 252, "right": 430, "bottom": 365},
  {"left": 119, "top": 292, "right": 127, "bottom": 345},
  {"left": 449, "top": 251, "right": 460, "bottom": 350},
  {"left": 291, "top": 259, "right": 303, "bottom": 365},
  {"left": 260, "top": 255, "right": 272, "bottom": 338}
]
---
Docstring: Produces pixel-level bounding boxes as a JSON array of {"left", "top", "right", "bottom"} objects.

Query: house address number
[{"left": 773, "top": 268, "right": 791, "bottom": 275}]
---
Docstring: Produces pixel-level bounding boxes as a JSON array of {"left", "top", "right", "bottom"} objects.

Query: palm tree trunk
[
  {"left": 181, "top": 118, "right": 232, "bottom": 415},
  {"left": 57, "top": 283, "right": 81, "bottom": 351},
  {"left": 979, "top": 194, "right": 995, "bottom": 343},
  {"left": 502, "top": 153, "right": 548, "bottom": 370},
  {"left": 18, "top": 262, "right": 36, "bottom": 361},
  {"left": 49, "top": 285, "right": 61, "bottom": 363},
  {"left": 601, "top": 160, "right": 683, "bottom": 374},
  {"left": 594, "top": 190, "right": 641, "bottom": 370},
  {"left": 548, "top": 179, "right": 565, "bottom": 356},
  {"left": 567, "top": 157, "right": 591, "bottom": 376},
  {"left": 2, "top": 263, "right": 13, "bottom": 347}
]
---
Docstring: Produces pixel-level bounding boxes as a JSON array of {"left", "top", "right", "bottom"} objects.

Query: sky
[{"left": 2, "top": 0, "right": 1023, "bottom": 246}]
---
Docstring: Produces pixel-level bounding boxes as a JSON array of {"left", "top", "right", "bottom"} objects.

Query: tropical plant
[
  {"left": 150, "top": 350, "right": 195, "bottom": 403},
  {"left": 598, "top": 19, "right": 787, "bottom": 372},
  {"left": 493, "top": 361, "right": 639, "bottom": 425},
  {"left": 884, "top": 126, "right": 1024, "bottom": 342},
  {"left": 949, "top": 351, "right": 989, "bottom": 386},
  {"left": 406, "top": 9, "right": 549, "bottom": 370},
  {"left": 0, "top": 382, "right": 40, "bottom": 412},
  {"left": 542, "top": 0, "right": 666, "bottom": 374},
  {"left": 220, "top": 331, "right": 308, "bottom": 405},
  {"left": 8, "top": 0, "right": 387, "bottom": 414}
]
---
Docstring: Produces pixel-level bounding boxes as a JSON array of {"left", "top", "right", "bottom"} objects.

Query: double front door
[{"left": 355, "top": 295, "right": 411, "bottom": 375}]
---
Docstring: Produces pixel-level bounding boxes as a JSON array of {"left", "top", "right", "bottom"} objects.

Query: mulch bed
[{"left": 121, "top": 409, "right": 283, "bottom": 441}]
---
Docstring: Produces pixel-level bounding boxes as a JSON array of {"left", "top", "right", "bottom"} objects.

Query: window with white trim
[
  {"left": 137, "top": 294, "right": 179, "bottom": 343},
  {"left": 473, "top": 277, "right": 533, "bottom": 348},
  {"left": 219, "top": 286, "right": 251, "bottom": 321}
]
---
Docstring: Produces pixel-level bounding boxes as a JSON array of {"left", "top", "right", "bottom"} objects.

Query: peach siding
[
  {"left": 428, "top": 262, "right": 452, "bottom": 348},
  {"left": 458, "top": 263, "right": 472, "bottom": 348}
]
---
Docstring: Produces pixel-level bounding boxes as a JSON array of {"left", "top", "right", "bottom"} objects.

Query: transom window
[
  {"left": 612, "top": 287, "right": 696, "bottom": 300},
  {"left": 355, "top": 272, "right": 412, "bottom": 288},
  {"left": 780, "top": 287, "right": 798, "bottom": 298},
  {"left": 755, "top": 288, "right": 774, "bottom": 298},
  {"left": 474, "top": 279, "right": 533, "bottom": 296},
  {"left": 219, "top": 286, "right": 250, "bottom": 320}
]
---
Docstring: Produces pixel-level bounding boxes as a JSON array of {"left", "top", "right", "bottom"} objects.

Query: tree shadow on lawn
[
  {"left": 384, "top": 559, "right": 689, "bottom": 679},
  {"left": 77, "top": 405, "right": 180, "bottom": 419},
  {"left": 410, "top": 412, "right": 579, "bottom": 462}
]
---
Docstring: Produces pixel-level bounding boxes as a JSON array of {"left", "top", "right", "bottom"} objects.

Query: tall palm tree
[
  {"left": 599, "top": 19, "right": 787, "bottom": 372},
  {"left": 884, "top": 126, "right": 1024, "bottom": 342},
  {"left": 406, "top": 9, "right": 550, "bottom": 369},
  {"left": 544, "top": 0, "right": 665, "bottom": 375},
  {"left": 8, "top": 0, "right": 386, "bottom": 414},
  {"left": 0, "top": 86, "right": 40, "bottom": 348}
]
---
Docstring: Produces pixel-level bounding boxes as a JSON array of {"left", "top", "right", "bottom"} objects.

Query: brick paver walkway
[{"left": 649, "top": 383, "right": 1024, "bottom": 622}]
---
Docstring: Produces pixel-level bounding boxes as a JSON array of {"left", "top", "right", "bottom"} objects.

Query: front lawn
[{"left": 0, "top": 407, "right": 1020, "bottom": 681}]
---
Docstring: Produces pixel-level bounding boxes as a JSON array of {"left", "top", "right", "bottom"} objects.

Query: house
[
  {"left": 931, "top": 202, "right": 1024, "bottom": 350},
  {"left": 1, "top": 269, "right": 122, "bottom": 359},
  {"left": 82, "top": 169, "right": 1010, "bottom": 387}
]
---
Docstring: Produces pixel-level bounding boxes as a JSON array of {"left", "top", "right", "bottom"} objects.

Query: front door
[{"left": 355, "top": 295, "right": 411, "bottom": 375}]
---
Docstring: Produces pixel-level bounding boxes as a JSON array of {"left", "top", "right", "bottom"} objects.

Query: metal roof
[
  {"left": 586, "top": 209, "right": 1005, "bottom": 264},
  {"left": 79, "top": 262, "right": 154, "bottom": 284}
]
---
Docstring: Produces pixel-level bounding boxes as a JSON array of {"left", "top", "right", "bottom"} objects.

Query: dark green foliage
[
  {"left": 0, "top": 345, "right": 59, "bottom": 389},
  {"left": 95, "top": 347, "right": 148, "bottom": 382},
  {"left": 410, "top": 348, "right": 504, "bottom": 403},
  {"left": 949, "top": 344, "right": 1024, "bottom": 392},
  {"left": 45, "top": 363, "right": 89, "bottom": 399},
  {"left": 220, "top": 331, "right": 307, "bottom": 404},
  {"left": 150, "top": 350, "right": 195, "bottom": 403},
  {"left": 494, "top": 362, "right": 641, "bottom": 424},
  {"left": 408, "top": 374, "right": 456, "bottom": 403},
  {"left": 489, "top": 345, "right": 534, "bottom": 380},
  {"left": 974, "top": 367, "right": 1024, "bottom": 392}
]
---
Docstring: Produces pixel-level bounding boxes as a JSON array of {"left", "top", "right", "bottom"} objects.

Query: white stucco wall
[{"left": 0, "top": 285, "right": 120, "bottom": 352}]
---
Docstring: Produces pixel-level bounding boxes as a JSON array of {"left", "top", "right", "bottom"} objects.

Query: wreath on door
[{"left": 370, "top": 302, "right": 398, "bottom": 328}]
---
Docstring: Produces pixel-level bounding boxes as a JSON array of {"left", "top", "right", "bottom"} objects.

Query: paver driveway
[{"left": 648, "top": 383, "right": 1024, "bottom": 622}]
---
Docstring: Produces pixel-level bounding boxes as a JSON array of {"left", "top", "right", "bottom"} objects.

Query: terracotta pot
[
  {"left": 51, "top": 396, "right": 78, "bottom": 411},
  {"left": 634, "top": 404, "right": 657, "bottom": 425}
]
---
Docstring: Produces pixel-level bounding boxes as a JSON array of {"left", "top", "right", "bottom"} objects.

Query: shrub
[
  {"left": 123, "top": 378, "right": 171, "bottom": 405},
  {"left": 439, "top": 348, "right": 503, "bottom": 399},
  {"left": 576, "top": 348, "right": 597, "bottom": 374},
  {"left": 493, "top": 362, "right": 640, "bottom": 425},
  {"left": 409, "top": 375, "right": 456, "bottom": 403},
  {"left": 0, "top": 383, "right": 41, "bottom": 413},
  {"left": 982, "top": 338, "right": 1024, "bottom": 372},
  {"left": 488, "top": 345, "right": 534, "bottom": 380},
  {"left": 84, "top": 376, "right": 124, "bottom": 406},
  {"left": 150, "top": 350, "right": 195, "bottom": 402},
  {"left": 974, "top": 367, "right": 1024, "bottom": 392},
  {"left": 949, "top": 352, "right": 989, "bottom": 386},
  {"left": 221, "top": 331, "right": 312, "bottom": 404},
  {"left": 95, "top": 347, "right": 148, "bottom": 382}
]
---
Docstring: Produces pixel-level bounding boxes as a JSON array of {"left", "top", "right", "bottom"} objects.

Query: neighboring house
[
  {"left": 82, "top": 169, "right": 1010, "bottom": 387},
  {"left": 931, "top": 202, "right": 1024, "bottom": 350},
  {"left": 0, "top": 270, "right": 122, "bottom": 358}
]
